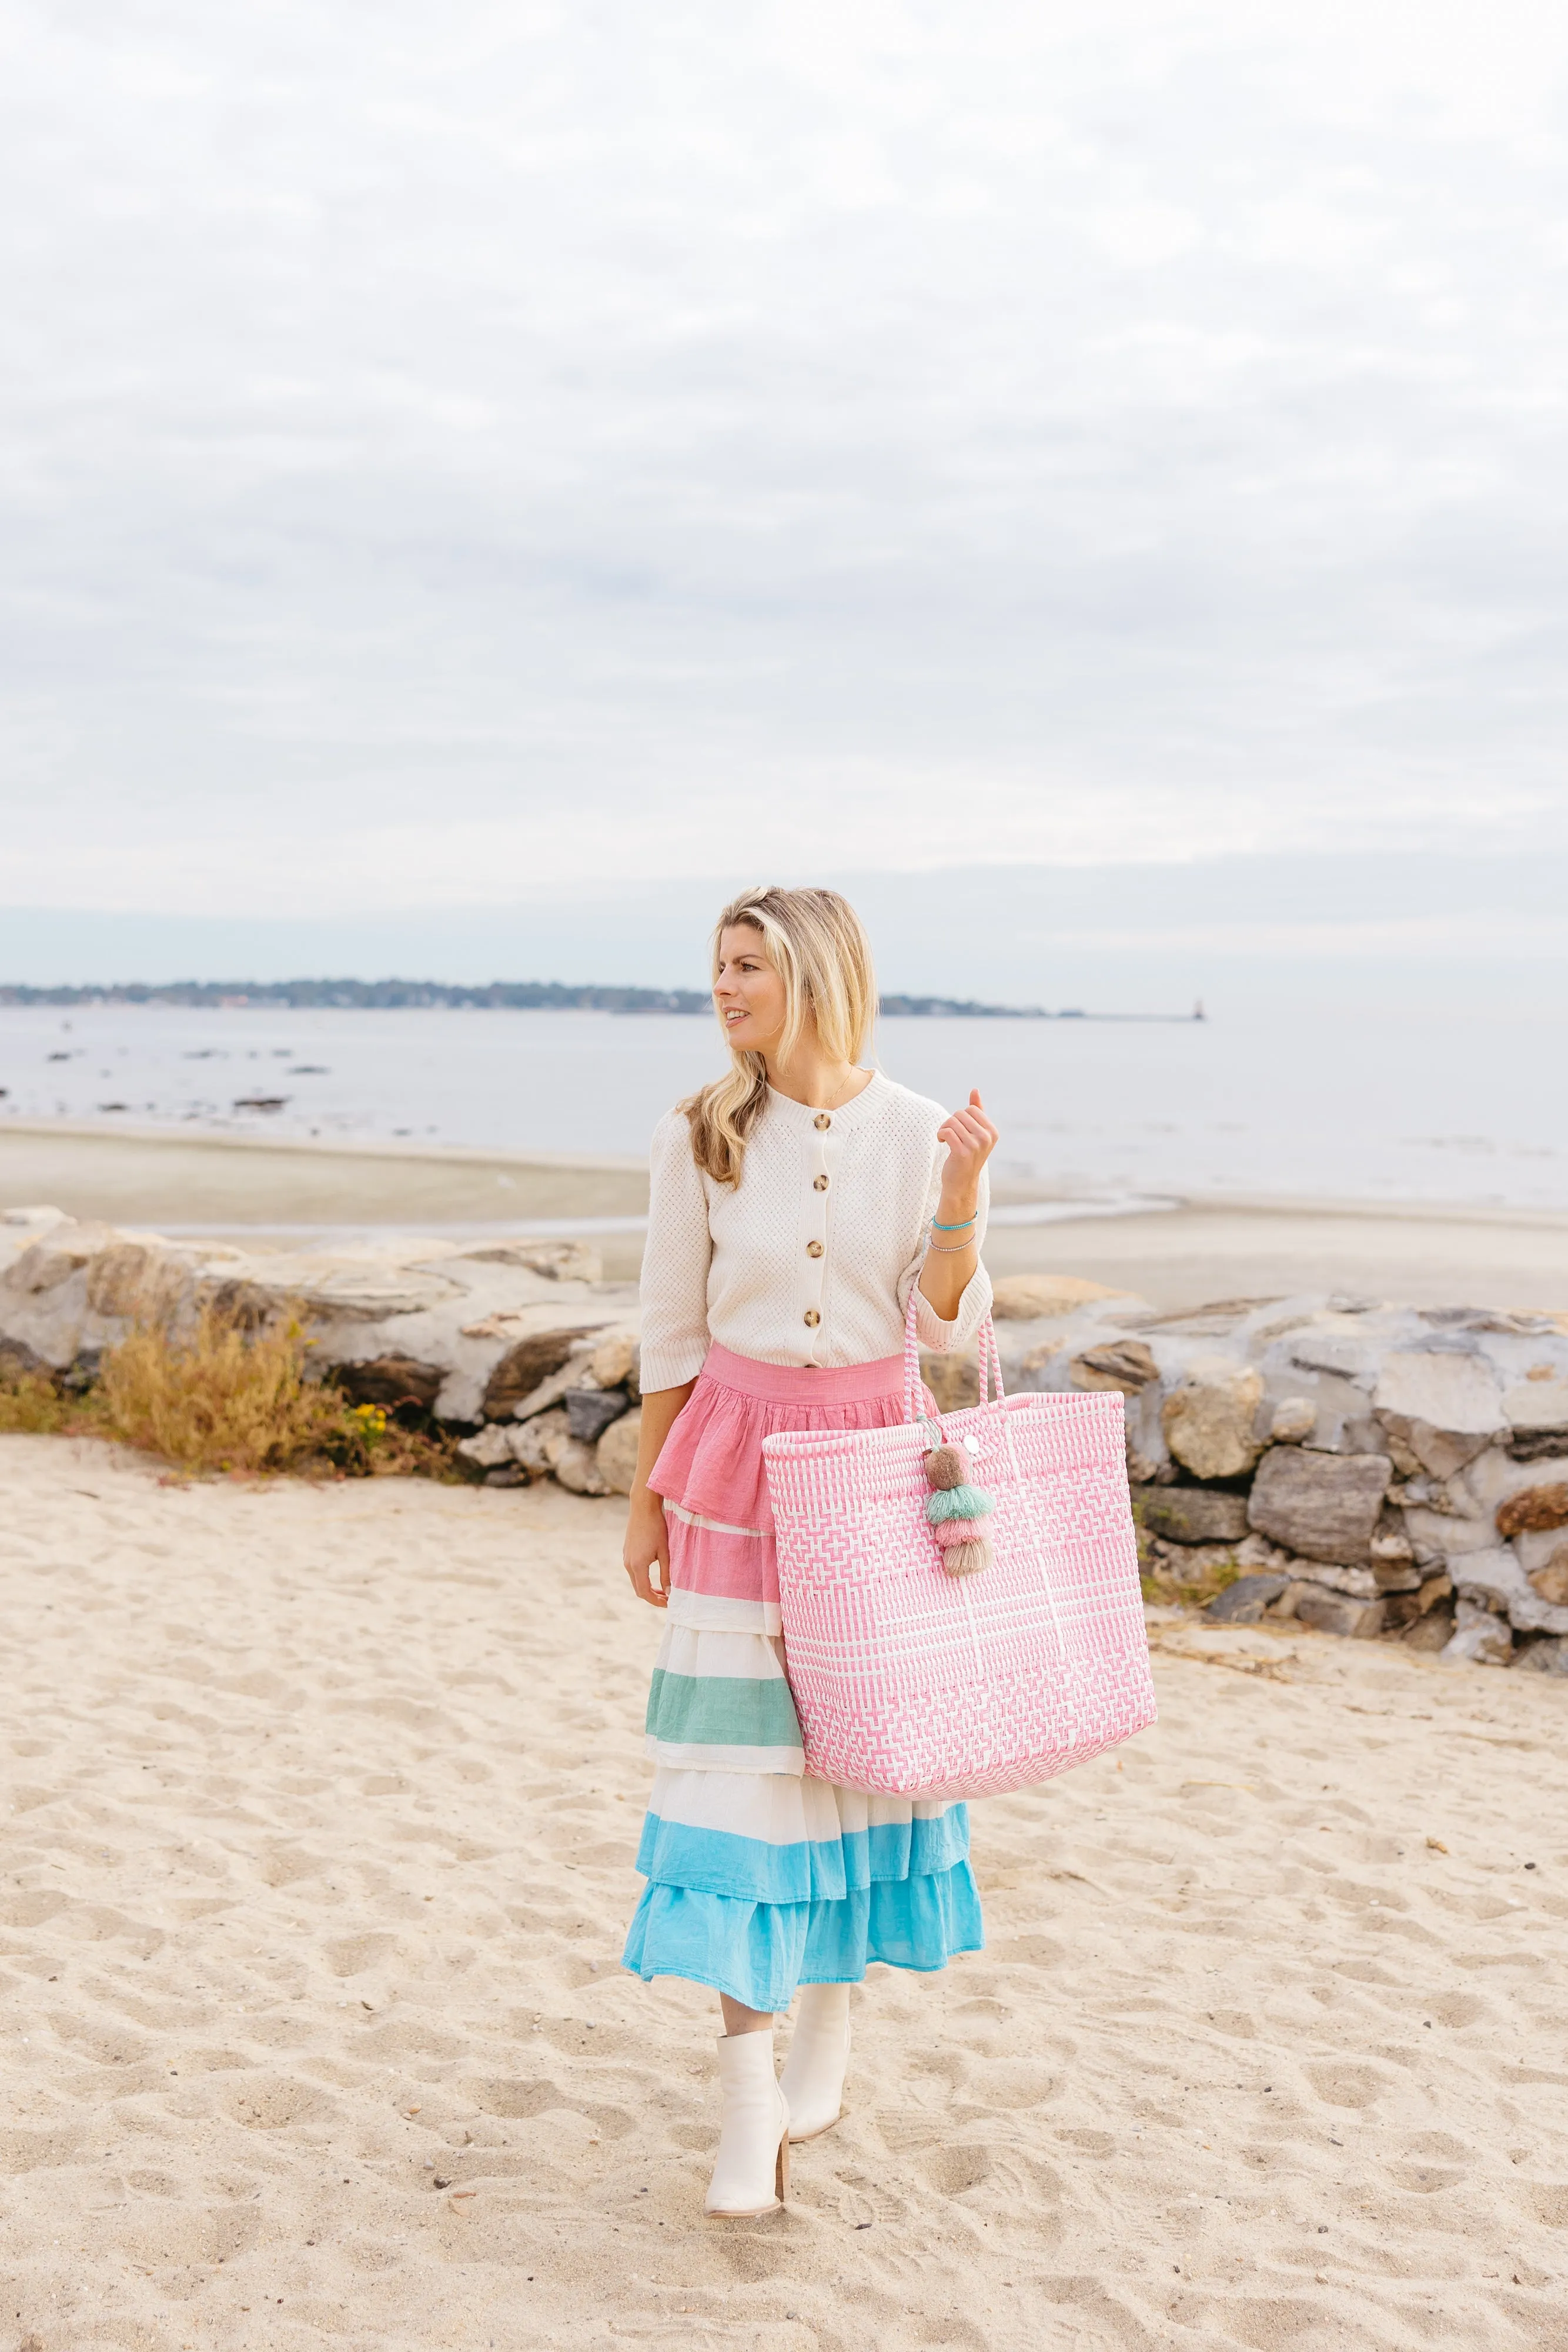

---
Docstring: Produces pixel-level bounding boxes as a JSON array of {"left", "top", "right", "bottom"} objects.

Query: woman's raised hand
[{"left": 936, "top": 1089, "right": 998, "bottom": 1198}]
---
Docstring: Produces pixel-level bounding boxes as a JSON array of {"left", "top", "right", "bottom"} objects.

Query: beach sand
[
  {"left": 2, "top": 1435, "right": 1564, "bottom": 2351},
  {"left": 6, "top": 1121, "right": 1568, "bottom": 1310}
]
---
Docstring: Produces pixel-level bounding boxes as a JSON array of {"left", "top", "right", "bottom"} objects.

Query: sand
[
  {"left": 2, "top": 1438, "right": 1566, "bottom": 2351},
  {"left": 7, "top": 1120, "right": 1568, "bottom": 1308}
]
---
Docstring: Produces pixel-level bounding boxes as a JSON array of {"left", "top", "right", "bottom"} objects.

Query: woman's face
[{"left": 714, "top": 924, "right": 788, "bottom": 1058}]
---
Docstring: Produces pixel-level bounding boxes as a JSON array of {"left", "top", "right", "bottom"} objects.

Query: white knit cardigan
[{"left": 637, "top": 1071, "right": 992, "bottom": 1392}]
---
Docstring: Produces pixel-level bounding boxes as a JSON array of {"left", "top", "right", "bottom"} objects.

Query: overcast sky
[{"left": 4, "top": 0, "right": 1568, "bottom": 957}]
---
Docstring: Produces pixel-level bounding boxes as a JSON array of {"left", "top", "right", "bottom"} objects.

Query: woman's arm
[
  {"left": 917, "top": 1088, "right": 998, "bottom": 1321},
  {"left": 623, "top": 1381, "right": 696, "bottom": 1608}
]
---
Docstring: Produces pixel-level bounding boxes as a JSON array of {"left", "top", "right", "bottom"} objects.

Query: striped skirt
[{"left": 621, "top": 1343, "right": 983, "bottom": 2014}]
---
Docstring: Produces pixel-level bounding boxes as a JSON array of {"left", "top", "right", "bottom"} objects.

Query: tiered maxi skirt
[{"left": 621, "top": 1344, "right": 984, "bottom": 2013}]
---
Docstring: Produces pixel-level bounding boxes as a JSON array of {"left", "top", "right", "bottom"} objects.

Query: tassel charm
[{"left": 923, "top": 1445, "right": 995, "bottom": 1578}]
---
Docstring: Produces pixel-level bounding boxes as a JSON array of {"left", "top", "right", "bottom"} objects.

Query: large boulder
[
  {"left": 1292, "top": 1587, "right": 1386, "bottom": 1639},
  {"left": 482, "top": 1327, "right": 603, "bottom": 1419},
  {"left": 1161, "top": 1367, "right": 1265, "bottom": 1479},
  {"left": 992, "top": 1275, "right": 1131, "bottom": 1320},
  {"left": 1071, "top": 1339, "right": 1159, "bottom": 1397},
  {"left": 1248, "top": 1447, "right": 1392, "bottom": 1562},
  {"left": 1374, "top": 1349, "right": 1507, "bottom": 1479},
  {"left": 335, "top": 1355, "right": 447, "bottom": 1410}
]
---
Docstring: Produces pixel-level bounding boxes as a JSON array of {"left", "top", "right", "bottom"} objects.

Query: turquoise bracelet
[{"left": 931, "top": 1217, "right": 977, "bottom": 1231}]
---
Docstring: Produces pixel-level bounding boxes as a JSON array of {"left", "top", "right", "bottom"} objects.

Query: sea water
[{"left": 1, "top": 999, "right": 1565, "bottom": 1214}]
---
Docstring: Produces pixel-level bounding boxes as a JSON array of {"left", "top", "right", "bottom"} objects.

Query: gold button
[
  {"left": 806, "top": 1240, "right": 824, "bottom": 1259},
  {"left": 814, "top": 1112, "right": 831, "bottom": 1130},
  {"left": 813, "top": 1174, "right": 829, "bottom": 1192},
  {"left": 803, "top": 1308, "right": 821, "bottom": 1328}
]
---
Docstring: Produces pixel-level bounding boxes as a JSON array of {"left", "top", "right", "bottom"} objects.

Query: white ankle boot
[
  {"left": 705, "top": 2030, "right": 790, "bottom": 2217},
  {"left": 780, "top": 1983, "right": 851, "bottom": 2141}
]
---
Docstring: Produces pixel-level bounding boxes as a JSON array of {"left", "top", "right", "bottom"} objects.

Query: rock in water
[
  {"left": 1248, "top": 1448, "right": 1392, "bottom": 1562},
  {"left": 1143, "top": 1488, "right": 1250, "bottom": 1545},
  {"left": 1161, "top": 1368, "right": 1265, "bottom": 1479}
]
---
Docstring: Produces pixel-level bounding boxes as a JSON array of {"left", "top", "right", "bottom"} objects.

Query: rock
[
  {"left": 457, "top": 1238, "right": 602, "bottom": 1282},
  {"left": 1375, "top": 1349, "right": 1506, "bottom": 1434},
  {"left": 1514, "top": 1636, "right": 1568, "bottom": 1676},
  {"left": 333, "top": 1356, "right": 446, "bottom": 1412},
  {"left": 1450, "top": 1546, "right": 1568, "bottom": 1636},
  {"left": 1527, "top": 1548, "right": 1568, "bottom": 1606},
  {"left": 1126, "top": 1449, "right": 1164, "bottom": 1485},
  {"left": 1509, "top": 1426, "right": 1568, "bottom": 1463},
  {"left": 1071, "top": 1339, "right": 1159, "bottom": 1395},
  {"left": 1440, "top": 1599, "right": 1514, "bottom": 1668},
  {"left": 992, "top": 1275, "right": 1130, "bottom": 1320},
  {"left": 596, "top": 1408, "right": 642, "bottom": 1496},
  {"left": 3, "top": 1221, "right": 119, "bottom": 1294},
  {"left": 564, "top": 1387, "right": 630, "bottom": 1442},
  {"left": 1146, "top": 1538, "right": 1244, "bottom": 1583},
  {"left": 1269, "top": 1396, "right": 1316, "bottom": 1444},
  {"left": 1504, "top": 1376, "right": 1568, "bottom": 1431},
  {"left": 1204, "top": 1574, "right": 1290, "bottom": 1624},
  {"left": 553, "top": 1436, "right": 610, "bottom": 1495},
  {"left": 0, "top": 1334, "right": 53, "bottom": 1381},
  {"left": 1292, "top": 1562, "right": 1381, "bottom": 1601},
  {"left": 511, "top": 1407, "right": 573, "bottom": 1478},
  {"left": 1292, "top": 1588, "right": 1386, "bottom": 1639},
  {"left": 1247, "top": 1448, "right": 1392, "bottom": 1563},
  {"left": 482, "top": 1328, "right": 602, "bottom": 1419},
  {"left": 1402, "top": 1605, "right": 1456, "bottom": 1652},
  {"left": 921, "top": 1351, "right": 979, "bottom": 1413},
  {"left": 586, "top": 1329, "right": 639, "bottom": 1391},
  {"left": 1161, "top": 1367, "right": 1265, "bottom": 1479},
  {"left": 1496, "top": 1481, "right": 1568, "bottom": 1538},
  {"left": 1142, "top": 1488, "right": 1250, "bottom": 1545},
  {"left": 484, "top": 1464, "right": 530, "bottom": 1487},
  {"left": 456, "top": 1422, "right": 520, "bottom": 1469}
]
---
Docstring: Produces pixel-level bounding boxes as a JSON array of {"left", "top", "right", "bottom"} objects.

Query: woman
[{"left": 621, "top": 884, "right": 998, "bottom": 2218}]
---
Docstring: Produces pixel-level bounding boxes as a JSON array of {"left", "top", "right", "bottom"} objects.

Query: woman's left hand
[{"left": 935, "top": 1089, "right": 998, "bottom": 1204}]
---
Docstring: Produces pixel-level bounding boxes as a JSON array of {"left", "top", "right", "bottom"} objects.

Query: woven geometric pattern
[{"left": 762, "top": 1309, "right": 1156, "bottom": 1797}]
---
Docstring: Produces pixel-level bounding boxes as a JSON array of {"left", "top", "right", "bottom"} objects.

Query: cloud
[{"left": 2, "top": 1, "right": 1567, "bottom": 910}]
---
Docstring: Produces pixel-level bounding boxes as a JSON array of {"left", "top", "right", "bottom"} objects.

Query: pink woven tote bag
[{"left": 761, "top": 1294, "right": 1156, "bottom": 1798}]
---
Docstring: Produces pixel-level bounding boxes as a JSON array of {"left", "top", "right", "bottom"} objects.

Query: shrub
[
  {"left": 85, "top": 1305, "right": 459, "bottom": 1478},
  {"left": 0, "top": 1371, "right": 89, "bottom": 1436}
]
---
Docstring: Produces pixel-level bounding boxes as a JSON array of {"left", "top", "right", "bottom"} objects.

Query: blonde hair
[{"left": 683, "top": 886, "right": 877, "bottom": 1184}]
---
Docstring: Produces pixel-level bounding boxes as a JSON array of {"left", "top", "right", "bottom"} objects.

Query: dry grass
[{"left": 2, "top": 1308, "right": 462, "bottom": 1479}]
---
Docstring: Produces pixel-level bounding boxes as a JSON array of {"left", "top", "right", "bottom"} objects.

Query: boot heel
[{"left": 775, "top": 2127, "right": 790, "bottom": 2205}]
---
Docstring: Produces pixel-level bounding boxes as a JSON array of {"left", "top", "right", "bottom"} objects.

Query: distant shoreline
[{"left": 0, "top": 978, "right": 1206, "bottom": 1023}]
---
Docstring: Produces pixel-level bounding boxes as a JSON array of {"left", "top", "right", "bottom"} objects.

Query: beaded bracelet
[{"left": 926, "top": 1237, "right": 977, "bottom": 1252}]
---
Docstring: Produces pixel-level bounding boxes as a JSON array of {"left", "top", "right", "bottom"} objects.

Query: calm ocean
[{"left": 2, "top": 999, "right": 1565, "bottom": 1215}]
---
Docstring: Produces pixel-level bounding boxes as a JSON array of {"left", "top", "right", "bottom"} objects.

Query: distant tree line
[{"left": 0, "top": 977, "right": 1059, "bottom": 1017}]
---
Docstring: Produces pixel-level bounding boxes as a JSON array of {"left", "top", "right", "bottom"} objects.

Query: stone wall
[{"left": 5, "top": 1207, "right": 1567, "bottom": 1672}]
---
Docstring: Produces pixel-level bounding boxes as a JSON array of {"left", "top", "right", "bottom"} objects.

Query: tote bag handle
[{"left": 902, "top": 1282, "right": 1005, "bottom": 1426}]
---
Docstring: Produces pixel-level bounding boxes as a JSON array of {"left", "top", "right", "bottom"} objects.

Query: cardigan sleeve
[
  {"left": 898, "top": 1156, "right": 992, "bottom": 1352},
  {"left": 638, "top": 1108, "right": 715, "bottom": 1391}
]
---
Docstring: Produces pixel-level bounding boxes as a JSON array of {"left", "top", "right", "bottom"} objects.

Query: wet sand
[{"left": 2, "top": 1435, "right": 1566, "bottom": 2351}]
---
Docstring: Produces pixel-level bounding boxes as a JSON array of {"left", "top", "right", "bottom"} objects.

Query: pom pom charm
[
  {"left": 943, "top": 1534, "right": 994, "bottom": 1578},
  {"left": 925, "top": 1484, "right": 994, "bottom": 1525},
  {"left": 924, "top": 1445, "right": 968, "bottom": 1491},
  {"left": 931, "top": 1515, "right": 979, "bottom": 1549}
]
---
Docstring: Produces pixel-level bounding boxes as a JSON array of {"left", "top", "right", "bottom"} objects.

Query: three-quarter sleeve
[
  {"left": 638, "top": 1109, "right": 715, "bottom": 1391},
  {"left": 898, "top": 1157, "right": 992, "bottom": 1352}
]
